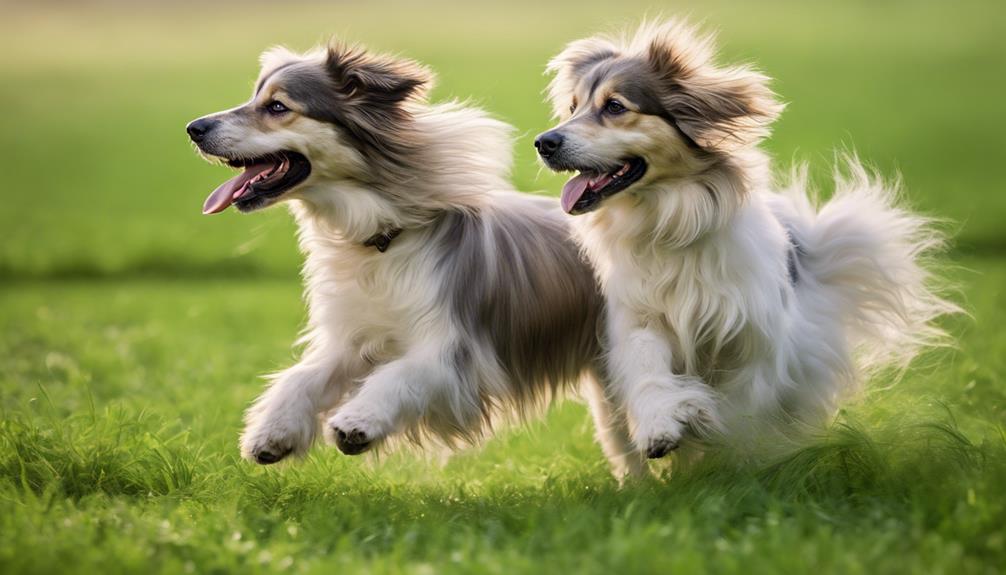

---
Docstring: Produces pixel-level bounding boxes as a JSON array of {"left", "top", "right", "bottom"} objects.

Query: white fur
[
  {"left": 239, "top": 106, "right": 510, "bottom": 459},
  {"left": 544, "top": 21, "right": 958, "bottom": 460},
  {"left": 201, "top": 46, "right": 645, "bottom": 476},
  {"left": 576, "top": 152, "right": 956, "bottom": 456}
]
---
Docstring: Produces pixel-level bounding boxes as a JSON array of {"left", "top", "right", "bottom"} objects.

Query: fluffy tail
[{"left": 780, "top": 157, "right": 960, "bottom": 379}]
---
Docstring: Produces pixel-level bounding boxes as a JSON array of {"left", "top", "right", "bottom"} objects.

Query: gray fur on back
[{"left": 433, "top": 196, "right": 604, "bottom": 413}]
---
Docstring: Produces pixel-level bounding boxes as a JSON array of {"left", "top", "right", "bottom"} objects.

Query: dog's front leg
[
  {"left": 608, "top": 309, "right": 721, "bottom": 459},
  {"left": 582, "top": 368, "right": 648, "bottom": 481},
  {"left": 240, "top": 340, "right": 367, "bottom": 465},
  {"left": 326, "top": 343, "right": 464, "bottom": 455}
]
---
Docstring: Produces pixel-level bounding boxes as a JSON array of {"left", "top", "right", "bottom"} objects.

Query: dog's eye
[
  {"left": 604, "top": 99, "right": 627, "bottom": 115},
  {"left": 266, "top": 101, "right": 289, "bottom": 115},
  {"left": 569, "top": 103, "right": 577, "bottom": 115}
]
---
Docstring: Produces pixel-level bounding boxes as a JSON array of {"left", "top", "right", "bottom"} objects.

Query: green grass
[
  {"left": 1, "top": 266, "right": 1004, "bottom": 574},
  {"left": 1, "top": 1, "right": 1005, "bottom": 573}
]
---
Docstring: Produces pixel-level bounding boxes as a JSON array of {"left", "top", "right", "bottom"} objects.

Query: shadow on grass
[
  {"left": 1, "top": 240, "right": 1003, "bottom": 284},
  {"left": 0, "top": 252, "right": 295, "bottom": 284}
]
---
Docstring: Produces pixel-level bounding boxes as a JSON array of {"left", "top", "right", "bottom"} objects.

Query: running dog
[
  {"left": 537, "top": 20, "right": 957, "bottom": 459},
  {"left": 187, "top": 41, "right": 646, "bottom": 477}
]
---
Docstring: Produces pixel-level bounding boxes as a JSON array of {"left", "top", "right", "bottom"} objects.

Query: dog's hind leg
[
  {"left": 240, "top": 337, "right": 368, "bottom": 465},
  {"left": 582, "top": 367, "right": 648, "bottom": 482}
]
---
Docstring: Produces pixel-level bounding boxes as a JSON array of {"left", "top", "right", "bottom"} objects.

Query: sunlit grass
[
  {"left": 1, "top": 258, "right": 1004, "bottom": 573},
  {"left": 1, "top": 0, "right": 1004, "bottom": 572}
]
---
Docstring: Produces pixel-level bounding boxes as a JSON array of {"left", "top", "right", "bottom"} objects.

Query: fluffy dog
[
  {"left": 186, "top": 41, "right": 647, "bottom": 476},
  {"left": 537, "top": 20, "right": 957, "bottom": 459}
]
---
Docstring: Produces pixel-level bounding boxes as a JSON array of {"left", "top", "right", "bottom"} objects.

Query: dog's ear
[
  {"left": 546, "top": 36, "right": 619, "bottom": 119},
  {"left": 325, "top": 43, "right": 434, "bottom": 107},
  {"left": 642, "top": 21, "right": 784, "bottom": 152},
  {"left": 259, "top": 45, "right": 300, "bottom": 75}
]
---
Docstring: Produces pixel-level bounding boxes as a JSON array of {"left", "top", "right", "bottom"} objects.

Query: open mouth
[
  {"left": 560, "top": 158, "right": 647, "bottom": 215},
  {"left": 202, "top": 151, "right": 311, "bottom": 214}
]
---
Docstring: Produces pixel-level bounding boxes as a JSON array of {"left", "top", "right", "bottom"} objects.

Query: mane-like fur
[
  {"left": 292, "top": 100, "right": 515, "bottom": 243},
  {"left": 223, "top": 44, "right": 642, "bottom": 475},
  {"left": 540, "top": 19, "right": 959, "bottom": 460}
]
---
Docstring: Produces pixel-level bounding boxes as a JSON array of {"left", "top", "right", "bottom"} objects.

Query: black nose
[
  {"left": 186, "top": 118, "right": 217, "bottom": 143},
  {"left": 534, "top": 131, "right": 564, "bottom": 158}
]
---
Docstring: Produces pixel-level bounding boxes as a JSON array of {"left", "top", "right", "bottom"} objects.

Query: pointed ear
[
  {"left": 546, "top": 36, "right": 619, "bottom": 119},
  {"left": 644, "top": 21, "right": 784, "bottom": 152},
  {"left": 325, "top": 43, "right": 434, "bottom": 107}
]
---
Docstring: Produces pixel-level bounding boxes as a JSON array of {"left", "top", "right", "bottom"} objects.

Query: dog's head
[
  {"left": 537, "top": 20, "right": 783, "bottom": 214},
  {"left": 187, "top": 43, "right": 432, "bottom": 214}
]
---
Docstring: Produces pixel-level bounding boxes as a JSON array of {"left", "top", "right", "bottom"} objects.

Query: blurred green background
[
  {"left": 2, "top": 1, "right": 1005, "bottom": 573},
  {"left": 2, "top": 0, "right": 1005, "bottom": 278}
]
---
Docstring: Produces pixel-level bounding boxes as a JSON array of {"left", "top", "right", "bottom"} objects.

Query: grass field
[{"left": 2, "top": 1, "right": 1005, "bottom": 573}]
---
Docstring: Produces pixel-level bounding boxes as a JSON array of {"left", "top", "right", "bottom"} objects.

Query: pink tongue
[
  {"left": 560, "top": 174, "right": 591, "bottom": 214},
  {"left": 202, "top": 162, "right": 274, "bottom": 215}
]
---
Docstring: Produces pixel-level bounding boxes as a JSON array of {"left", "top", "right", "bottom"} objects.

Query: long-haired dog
[
  {"left": 186, "top": 41, "right": 648, "bottom": 477},
  {"left": 537, "top": 20, "right": 957, "bottom": 460}
]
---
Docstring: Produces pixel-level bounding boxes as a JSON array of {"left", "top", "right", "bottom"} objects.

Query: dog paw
[
  {"left": 636, "top": 416, "right": 687, "bottom": 460},
  {"left": 633, "top": 388, "right": 720, "bottom": 459},
  {"left": 250, "top": 444, "right": 294, "bottom": 465},
  {"left": 240, "top": 411, "right": 315, "bottom": 465},
  {"left": 645, "top": 434, "right": 680, "bottom": 459},
  {"left": 327, "top": 411, "right": 386, "bottom": 456}
]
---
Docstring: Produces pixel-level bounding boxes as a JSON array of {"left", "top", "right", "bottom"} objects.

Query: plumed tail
[{"left": 778, "top": 157, "right": 960, "bottom": 379}]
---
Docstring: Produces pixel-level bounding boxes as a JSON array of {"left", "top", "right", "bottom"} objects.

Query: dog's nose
[
  {"left": 534, "top": 132, "right": 564, "bottom": 158},
  {"left": 186, "top": 118, "right": 217, "bottom": 143}
]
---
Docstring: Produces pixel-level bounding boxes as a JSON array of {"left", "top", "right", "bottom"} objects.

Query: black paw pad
[
  {"left": 333, "top": 427, "right": 372, "bottom": 455},
  {"left": 254, "top": 447, "right": 291, "bottom": 465},
  {"left": 646, "top": 438, "right": 679, "bottom": 459}
]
